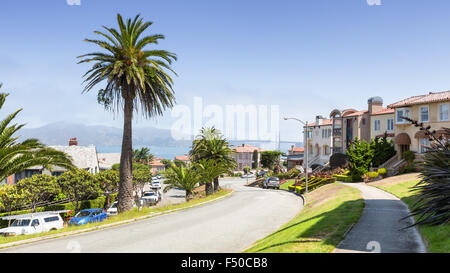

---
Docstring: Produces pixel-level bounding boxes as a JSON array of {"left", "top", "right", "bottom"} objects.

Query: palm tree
[
  {"left": 133, "top": 147, "right": 154, "bottom": 164},
  {"left": 163, "top": 164, "right": 200, "bottom": 201},
  {"left": 194, "top": 158, "right": 229, "bottom": 195},
  {"left": 78, "top": 14, "right": 177, "bottom": 213},
  {"left": 0, "top": 88, "right": 75, "bottom": 182},
  {"left": 190, "top": 127, "right": 236, "bottom": 192}
]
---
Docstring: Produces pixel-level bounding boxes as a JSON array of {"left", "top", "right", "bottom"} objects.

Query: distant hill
[
  {"left": 18, "top": 122, "right": 302, "bottom": 151},
  {"left": 19, "top": 122, "right": 192, "bottom": 147}
]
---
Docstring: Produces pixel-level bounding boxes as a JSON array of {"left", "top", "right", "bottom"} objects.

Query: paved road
[
  {"left": 334, "top": 183, "right": 427, "bottom": 253},
  {"left": 0, "top": 178, "right": 302, "bottom": 253}
]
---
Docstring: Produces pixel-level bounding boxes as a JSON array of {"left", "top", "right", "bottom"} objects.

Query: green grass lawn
[
  {"left": 280, "top": 179, "right": 295, "bottom": 190},
  {"left": 244, "top": 183, "right": 364, "bottom": 253},
  {"left": 372, "top": 180, "right": 450, "bottom": 253},
  {"left": 0, "top": 189, "right": 232, "bottom": 247}
]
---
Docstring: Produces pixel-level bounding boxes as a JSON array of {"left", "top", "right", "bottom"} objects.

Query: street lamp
[{"left": 284, "top": 117, "right": 310, "bottom": 193}]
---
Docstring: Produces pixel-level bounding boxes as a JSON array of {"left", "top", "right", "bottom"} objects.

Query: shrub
[
  {"left": 367, "top": 172, "right": 379, "bottom": 178},
  {"left": 377, "top": 168, "right": 387, "bottom": 175}
]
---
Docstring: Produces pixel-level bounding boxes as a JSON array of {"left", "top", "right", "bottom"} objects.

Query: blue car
[{"left": 68, "top": 209, "right": 107, "bottom": 226}]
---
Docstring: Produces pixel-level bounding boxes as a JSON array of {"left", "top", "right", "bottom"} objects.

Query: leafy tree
[
  {"left": 16, "top": 174, "right": 60, "bottom": 212},
  {"left": 57, "top": 169, "right": 100, "bottom": 213},
  {"left": 189, "top": 127, "right": 236, "bottom": 192},
  {"left": 132, "top": 168, "right": 152, "bottom": 198},
  {"left": 0, "top": 184, "right": 29, "bottom": 216},
  {"left": 260, "top": 151, "right": 284, "bottom": 170},
  {"left": 346, "top": 138, "right": 374, "bottom": 181},
  {"left": 160, "top": 159, "right": 173, "bottom": 169},
  {"left": 0, "top": 87, "right": 75, "bottom": 182},
  {"left": 163, "top": 164, "right": 199, "bottom": 201},
  {"left": 370, "top": 133, "right": 396, "bottom": 167},
  {"left": 94, "top": 170, "right": 120, "bottom": 208},
  {"left": 79, "top": 14, "right": 177, "bottom": 213},
  {"left": 252, "top": 150, "right": 258, "bottom": 169}
]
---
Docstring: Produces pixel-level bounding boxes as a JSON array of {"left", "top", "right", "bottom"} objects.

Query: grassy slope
[
  {"left": 372, "top": 180, "right": 450, "bottom": 253},
  {"left": 244, "top": 183, "right": 364, "bottom": 253},
  {"left": 0, "top": 189, "right": 231, "bottom": 246},
  {"left": 280, "top": 179, "right": 295, "bottom": 190}
]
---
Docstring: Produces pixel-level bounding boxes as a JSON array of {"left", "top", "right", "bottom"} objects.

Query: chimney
[
  {"left": 368, "top": 96, "right": 383, "bottom": 114},
  {"left": 69, "top": 138, "right": 78, "bottom": 146}
]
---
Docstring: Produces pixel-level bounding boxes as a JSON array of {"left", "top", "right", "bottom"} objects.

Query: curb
[{"left": 0, "top": 190, "right": 234, "bottom": 250}]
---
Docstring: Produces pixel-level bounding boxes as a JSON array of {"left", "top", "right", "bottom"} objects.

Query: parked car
[
  {"left": 241, "top": 173, "right": 255, "bottom": 179},
  {"left": 68, "top": 209, "right": 107, "bottom": 226},
  {"left": 0, "top": 212, "right": 65, "bottom": 237},
  {"left": 106, "top": 201, "right": 136, "bottom": 216},
  {"left": 140, "top": 191, "right": 158, "bottom": 206},
  {"left": 262, "top": 177, "right": 280, "bottom": 189},
  {"left": 152, "top": 180, "right": 162, "bottom": 189}
]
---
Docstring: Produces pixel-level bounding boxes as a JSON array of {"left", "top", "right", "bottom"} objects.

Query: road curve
[{"left": 0, "top": 178, "right": 303, "bottom": 253}]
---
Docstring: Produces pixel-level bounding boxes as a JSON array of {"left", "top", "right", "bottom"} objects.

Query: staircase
[{"left": 379, "top": 155, "right": 405, "bottom": 176}]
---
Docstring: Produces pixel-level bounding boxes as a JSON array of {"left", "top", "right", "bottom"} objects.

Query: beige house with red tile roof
[
  {"left": 388, "top": 90, "right": 450, "bottom": 156},
  {"left": 150, "top": 158, "right": 165, "bottom": 174},
  {"left": 370, "top": 107, "right": 395, "bottom": 141},
  {"left": 231, "top": 144, "right": 261, "bottom": 171},
  {"left": 306, "top": 118, "right": 333, "bottom": 167}
]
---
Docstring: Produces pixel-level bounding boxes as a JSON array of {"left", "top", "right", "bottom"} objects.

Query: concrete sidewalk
[{"left": 334, "top": 183, "right": 427, "bottom": 253}]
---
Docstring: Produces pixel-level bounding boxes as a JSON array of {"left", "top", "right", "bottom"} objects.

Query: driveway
[
  {"left": 0, "top": 178, "right": 302, "bottom": 253},
  {"left": 334, "top": 183, "right": 427, "bottom": 253}
]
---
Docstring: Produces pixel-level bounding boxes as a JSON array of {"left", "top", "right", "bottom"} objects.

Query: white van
[{"left": 0, "top": 211, "right": 67, "bottom": 237}]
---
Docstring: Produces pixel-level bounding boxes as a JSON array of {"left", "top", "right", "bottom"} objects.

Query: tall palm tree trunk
[
  {"left": 213, "top": 177, "right": 220, "bottom": 192},
  {"left": 118, "top": 94, "right": 135, "bottom": 213}
]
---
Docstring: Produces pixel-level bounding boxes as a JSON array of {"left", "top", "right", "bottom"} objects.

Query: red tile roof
[
  {"left": 174, "top": 155, "right": 190, "bottom": 161},
  {"left": 232, "top": 144, "right": 261, "bottom": 153},
  {"left": 343, "top": 110, "right": 369, "bottom": 117},
  {"left": 388, "top": 90, "right": 450, "bottom": 108},
  {"left": 307, "top": 119, "right": 333, "bottom": 127},
  {"left": 288, "top": 147, "right": 305, "bottom": 152},
  {"left": 371, "top": 108, "right": 395, "bottom": 116},
  {"left": 150, "top": 160, "right": 165, "bottom": 167}
]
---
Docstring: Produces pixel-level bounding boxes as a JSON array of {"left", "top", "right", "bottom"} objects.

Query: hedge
[
  {"left": 288, "top": 177, "right": 336, "bottom": 194},
  {"left": 333, "top": 174, "right": 354, "bottom": 182}
]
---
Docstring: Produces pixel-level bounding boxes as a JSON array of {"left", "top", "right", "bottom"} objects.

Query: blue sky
[{"left": 1, "top": 0, "right": 450, "bottom": 141}]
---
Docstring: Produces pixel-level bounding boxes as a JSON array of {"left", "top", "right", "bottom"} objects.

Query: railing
[{"left": 379, "top": 154, "right": 399, "bottom": 169}]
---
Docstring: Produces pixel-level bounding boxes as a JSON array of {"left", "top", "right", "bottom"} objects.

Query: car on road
[
  {"left": 241, "top": 173, "right": 255, "bottom": 179},
  {"left": 151, "top": 180, "right": 162, "bottom": 189},
  {"left": 68, "top": 209, "right": 107, "bottom": 226},
  {"left": 0, "top": 213, "right": 65, "bottom": 237},
  {"left": 140, "top": 191, "right": 158, "bottom": 206},
  {"left": 262, "top": 177, "right": 280, "bottom": 189}
]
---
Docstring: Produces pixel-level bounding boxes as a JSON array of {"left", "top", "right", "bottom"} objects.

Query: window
[
  {"left": 420, "top": 138, "right": 430, "bottom": 153},
  {"left": 420, "top": 106, "right": 429, "bottom": 122},
  {"left": 31, "top": 219, "right": 40, "bottom": 226},
  {"left": 374, "top": 120, "right": 381, "bottom": 131},
  {"left": 387, "top": 119, "right": 394, "bottom": 131},
  {"left": 396, "top": 108, "right": 411, "bottom": 124},
  {"left": 439, "top": 103, "right": 449, "bottom": 121},
  {"left": 44, "top": 216, "right": 60, "bottom": 223}
]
